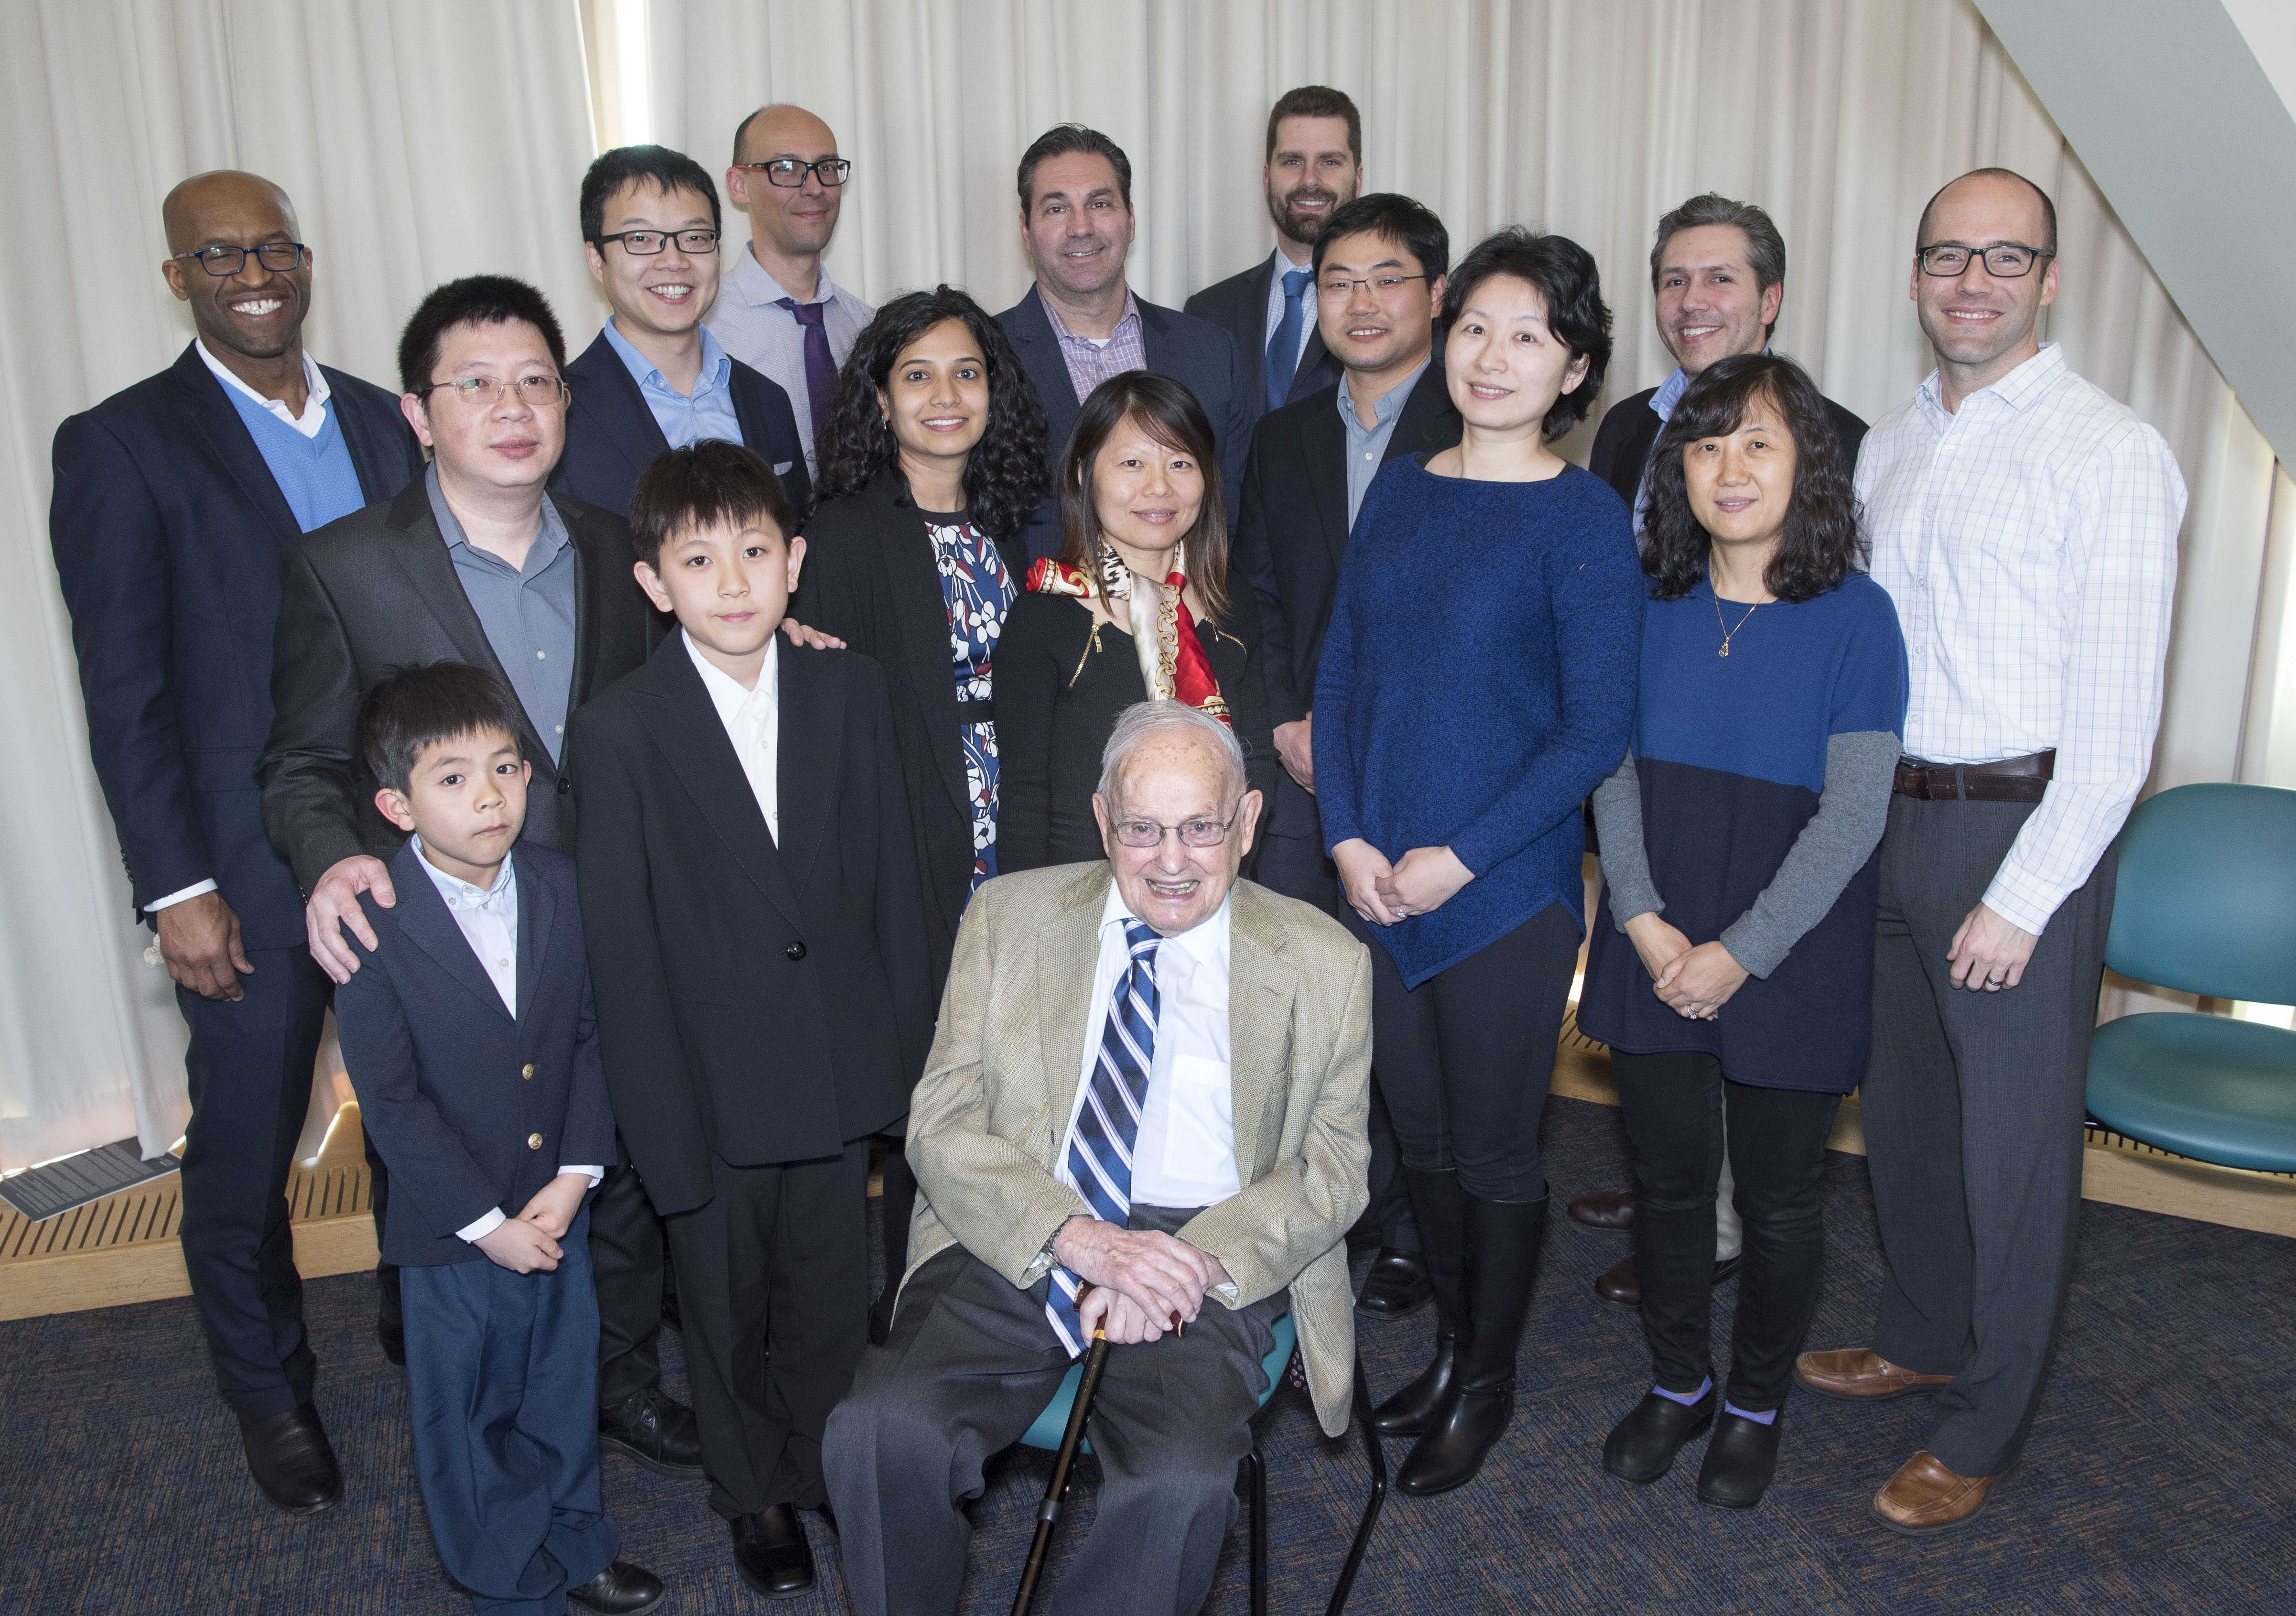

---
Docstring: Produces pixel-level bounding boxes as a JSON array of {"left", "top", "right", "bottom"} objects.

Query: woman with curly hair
[{"left": 1578, "top": 351, "right": 1906, "bottom": 1508}]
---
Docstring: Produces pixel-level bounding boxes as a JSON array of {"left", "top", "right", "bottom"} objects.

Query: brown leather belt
[{"left": 1893, "top": 749, "right": 2055, "bottom": 804}]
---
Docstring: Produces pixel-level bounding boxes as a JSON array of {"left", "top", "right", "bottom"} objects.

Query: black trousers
[
  {"left": 662, "top": 1139, "right": 870, "bottom": 1519},
  {"left": 174, "top": 943, "right": 331, "bottom": 1418},
  {"left": 589, "top": 1135, "right": 667, "bottom": 1412},
  {"left": 1369, "top": 903, "right": 1580, "bottom": 1201},
  {"left": 1613, "top": 1051, "right": 1839, "bottom": 1410},
  {"left": 1863, "top": 796, "right": 2116, "bottom": 1477}
]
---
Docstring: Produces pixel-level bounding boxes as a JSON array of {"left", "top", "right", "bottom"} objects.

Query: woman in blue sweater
[{"left": 1315, "top": 228, "right": 1645, "bottom": 1496}]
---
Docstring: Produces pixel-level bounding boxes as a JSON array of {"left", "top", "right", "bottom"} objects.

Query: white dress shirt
[
  {"left": 687, "top": 630, "right": 780, "bottom": 842},
  {"left": 1062, "top": 886, "right": 1241, "bottom": 1209},
  {"left": 702, "top": 242, "right": 874, "bottom": 474},
  {"left": 408, "top": 841, "right": 602, "bottom": 1243},
  {"left": 1858, "top": 342, "right": 2186, "bottom": 935}
]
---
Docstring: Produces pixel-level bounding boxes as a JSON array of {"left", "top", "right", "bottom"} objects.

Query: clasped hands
[
  {"left": 1332, "top": 839, "right": 1473, "bottom": 928},
  {"left": 1052, "top": 1215, "right": 1232, "bottom": 1345},
  {"left": 473, "top": 1172, "right": 591, "bottom": 1274},
  {"left": 1622, "top": 912, "right": 1748, "bottom": 1020}
]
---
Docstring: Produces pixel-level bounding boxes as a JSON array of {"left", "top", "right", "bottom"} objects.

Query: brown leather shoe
[
  {"left": 1795, "top": 1347, "right": 1954, "bottom": 1401},
  {"left": 1592, "top": 1251, "right": 1741, "bottom": 1308},
  {"left": 1871, "top": 1450, "right": 2003, "bottom": 1535},
  {"left": 1568, "top": 1188, "right": 1636, "bottom": 1231}
]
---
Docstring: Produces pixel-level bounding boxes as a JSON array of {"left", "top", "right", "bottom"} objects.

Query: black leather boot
[
  {"left": 1372, "top": 1168, "right": 1465, "bottom": 1438},
  {"left": 1396, "top": 1193, "right": 1547, "bottom": 1496}
]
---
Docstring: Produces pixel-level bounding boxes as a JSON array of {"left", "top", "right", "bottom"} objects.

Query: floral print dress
[{"left": 926, "top": 516, "right": 1017, "bottom": 888}]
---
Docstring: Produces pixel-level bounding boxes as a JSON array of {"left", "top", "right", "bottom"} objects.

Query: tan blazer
[{"left": 905, "top": 864, "right": 1373, "bottom": 1436}]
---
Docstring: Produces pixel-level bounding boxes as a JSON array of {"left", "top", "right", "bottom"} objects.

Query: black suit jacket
[
  {"left": 552, "top": 328, "right": 812, "bottom": 519},
  {"left": 334, "top": 843, "right": 615, "bottom": 1266},
  {"left": 49, "top": 345, "right": 424, "bottom": 948},
  {"left": 570, "top": 637, "right": 933, "bottom": 1214},
  {"left": 791, "top": 466, "right": 1028, "bottom": 984},
  {"left": 1185, "top": 255, "right": 1339, "bottom": 431},
  {"left": 259, "top": 480, "right": 661, "bottom": 891},
  {"left": 996, "top": 286, "right": 1253, "bottom": 561},
  {"left": 1589, "top": 381, "right": 1872, "bottom": 510}
]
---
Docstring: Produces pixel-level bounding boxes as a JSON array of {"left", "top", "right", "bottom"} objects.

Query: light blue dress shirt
[
  {"left": 599, "top": 317, "right": 743, "bottom": 450},
  {"left": 427, "top": 466, "right": 578, "bottom": 764}
]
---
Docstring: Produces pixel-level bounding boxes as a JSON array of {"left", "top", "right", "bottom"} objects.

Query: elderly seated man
[{"left": 825, "top": 700, "right": 1371, "bottom": 1616}]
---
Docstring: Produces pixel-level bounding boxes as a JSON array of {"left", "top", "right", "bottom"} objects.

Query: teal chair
[
  {"left": 2084, "top": 783, "right": 2296, "bottom": 1172},
  {"left": 1014, "top": 1317, "right": 1387, "bottom": 1615}
]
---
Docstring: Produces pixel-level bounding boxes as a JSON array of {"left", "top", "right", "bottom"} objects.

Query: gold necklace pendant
[{"left": 1712, "top": 591, "right": 1759, "bottom": 658}]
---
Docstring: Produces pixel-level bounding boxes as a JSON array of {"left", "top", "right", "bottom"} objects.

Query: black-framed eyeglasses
[
  {"left": 1110, "top": 810, "right": 1242, "bottom": 850},
  {"left": 594, "top": 228, "right": 720, "bottom": 256},
  {"left": 415, "top": 375, "right": 570, "bottom": 409},
  {"left": 736, "top": 157, "right": 853, "bottom": 188},
  {"left": 173, "top": 241, "right": 308, "bottom": 276},
  {"left": 1319, "top": 273, "right": 1430, "bottom": 298},
  {"left": 1915, "top": 243, "right": 2054, "bottom": 278}
]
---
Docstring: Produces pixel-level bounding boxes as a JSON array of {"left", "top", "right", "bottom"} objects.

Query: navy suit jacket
[
  {"left": 552, "top": 328, "right": 812, "bottom": 519},
  {"left": 334, "top": 842, "right": 615, "bottom": 1267},
  {"left": 1589, "top": 382, "right": 1870, "bottom": 509},
  {"left": 996, "top": 286, "right": 1252, "bottom": 560},
  {"left": 49, "top": 344, "right": 424, "bottom": 948},
  {"left": 1184, "top": 255, "right": 1339, "bottom": 433}
]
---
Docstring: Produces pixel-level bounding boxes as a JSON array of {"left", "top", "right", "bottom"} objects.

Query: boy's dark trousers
[{"left": 403, "top": 1206, "right": 618, "bottom": 1616}]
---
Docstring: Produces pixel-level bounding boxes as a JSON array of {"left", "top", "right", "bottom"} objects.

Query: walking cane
[{"left": 1011, "top": 1292, "right": 1115, "bottom": 1616}]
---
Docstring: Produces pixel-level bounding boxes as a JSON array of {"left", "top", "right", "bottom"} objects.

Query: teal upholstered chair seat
[
  {"left": 1018, "top": 1312, "right": 1297, "bottom": 1453},
  {"left": 2087, "top": 1012, "right": 2296, "bottom": 1171}
]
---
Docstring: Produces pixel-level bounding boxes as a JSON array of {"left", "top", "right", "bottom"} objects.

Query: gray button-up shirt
[
  {"left": 1338, "top": 358, "right": 1431, "bottom": 529},
  {"left": 427, "top": 465, "right": 577, "bottom": 763}
]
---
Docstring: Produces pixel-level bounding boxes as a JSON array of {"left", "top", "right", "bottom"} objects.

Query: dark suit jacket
[
  {"left": 569, "top": 636, "right": 934, "bottom": 1215},
  {"left": 1589, "top": 381, "right": 1872, "bottom": 509},
  {"left": 552, "top": 328, "right": 812, "bottom": 519},
  {"left": 1184, "top": 255, "right": 1339, "bottom": 431},
  {"left": 259, "top": 480, "right": 660, "bottom": 891},
  {"left": 334, "top": 842, "right": 614, "bottom": 1266},
  {"left": 49, "top": 344, "right": 424, "bottom": 948},
  {"left": 996, "top": 286, "right": 1253, "bottom": 561},
  {"left": 791, "top": 466, "right": 1028, "bottom": 985}
]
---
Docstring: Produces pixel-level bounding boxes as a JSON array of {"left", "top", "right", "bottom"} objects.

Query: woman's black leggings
[
  {"left": 1369, "top": 903, "right": 1580, "bottom": 1202},
  {"left": 1612, "top": 1049, "right": 1840, "bottom": 1410}
]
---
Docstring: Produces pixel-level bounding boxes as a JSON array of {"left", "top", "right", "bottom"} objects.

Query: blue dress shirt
[{"left": 599, "top": 318, "right": 743, "bottom": 450}]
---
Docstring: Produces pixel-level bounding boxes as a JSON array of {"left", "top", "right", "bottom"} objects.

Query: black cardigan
[{"left": 994, "top": 586, "right": 1277, "bottom": 872}]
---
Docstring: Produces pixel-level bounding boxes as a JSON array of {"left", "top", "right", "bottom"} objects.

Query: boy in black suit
[
  {"left": 334, "top": 663, "right": 662, "bottom": 1616},
  {"left": 571, "top": 441, "right": 932, "bottom": 1600}
]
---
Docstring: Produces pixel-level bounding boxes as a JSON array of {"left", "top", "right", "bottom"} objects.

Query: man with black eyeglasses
[{"left": 705, "top": 104, "right": 873, "bottom": 477}]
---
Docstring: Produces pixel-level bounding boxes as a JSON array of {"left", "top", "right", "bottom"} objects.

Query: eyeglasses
[
  {"left": 595, "top": 228, "right": 720, "bottom": 256},
  {"left": 736, "top": 157, "right": 853, "bottom": 188},
  {"left": 1110, "top": 810, "right": 1241, "bottom": 850},
  {"left": 1915, "top": 243, "right": 2054, "bottom": 278},
  {"left": 415, "top": 375, "right": 570, "bottom": 409},
  {"left": 1319, "top": 273, "right": 1429, "bottom": 299},
  {"left": 173, "top": 241, "right": 308, "bottom": 276}
]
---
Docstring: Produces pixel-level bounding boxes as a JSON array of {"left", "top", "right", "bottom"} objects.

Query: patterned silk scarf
[{"left": 1027, "top": 542, "right": 1232, "bottom": 723}]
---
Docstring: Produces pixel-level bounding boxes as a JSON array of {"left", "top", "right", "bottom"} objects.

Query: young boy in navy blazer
[
  {"left": 333, "top": 663, "right": 662, "bottom": 1616},
  {"left": 571, "top": 440, "right": 932, "bottom": 1600}
]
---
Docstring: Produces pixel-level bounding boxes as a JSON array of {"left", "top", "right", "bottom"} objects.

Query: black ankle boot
[
  {"left": 1373, "top": 1168, "right": 1465, "bottom": 1438},
  {"left": 1396, "top": 1193, "right": 1547, "bottom": 1496},
  {"left": 1696, "top": 1409, "right": 1783, "bottom": 1508}
]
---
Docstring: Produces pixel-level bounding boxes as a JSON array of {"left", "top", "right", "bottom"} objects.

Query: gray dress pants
[
  {"left": 823, "top": 1204, "right": 1283, "bottom": 1616},
  {"left": 1862, "top": 794, "right": 2116, "bottom": 1478}
]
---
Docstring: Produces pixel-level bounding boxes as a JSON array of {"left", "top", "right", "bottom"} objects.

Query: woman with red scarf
[{"left": 996, "top": 371, "right": 1275, "bottom": 870}]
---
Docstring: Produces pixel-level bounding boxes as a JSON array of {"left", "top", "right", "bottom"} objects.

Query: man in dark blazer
[
  {"left": 257, "top": 273, "right": 702, "bottom": 1481},
  {"left": 555, "top": 143, "right": 811, "bottom": 521},
  {"left": 1183, "top": 86, "right": 1361, "bottom": 432},
  {"left": 48, "top": 170, "right": 424, "bottom": 1513},
  {"left": 1231, "top": 192, "right": 1461, "bottom": 1324},
  {"left": 996, "top": 124, "right": 1251, "bottom": 560}
]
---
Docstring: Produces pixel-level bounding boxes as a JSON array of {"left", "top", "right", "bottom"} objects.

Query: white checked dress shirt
[
  {"left": 687, "top": 630, "right": 780, "bottom": 843},
  {"left": 1858, "top": 342, "right": 2186, "bottom": 935}
]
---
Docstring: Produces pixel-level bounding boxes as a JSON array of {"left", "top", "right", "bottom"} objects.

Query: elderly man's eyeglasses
[
  {"left": 1111, "top": 811, "right": 1241, "bottom": 850},
  {"left": 1319, "top": 273, "right": 1430, "bottom": 299},
  {"left": 415, "top": 375, "right": 570, "bottom": 409},
  {"left": 173, "top": 242, "right": 309, "bottom": 276},
  {"left": 1916, "top": 243, "right": 2053, "bottom": 278},
  {"left": 736, "top": 158, "right": 853, "bottom": 188},
  {"left": 595, "top": 229, "right": 720, "bottom": 256}
]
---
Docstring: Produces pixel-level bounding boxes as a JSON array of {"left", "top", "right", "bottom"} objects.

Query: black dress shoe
[
  {"left": 237, "top": 1401, "right": 344, "bottom": 1514},
  {"left": 1593, "top": 1252, "right": 1742, "bottom": 1309},
  {"left": 731, "top": 1503, "right": 815, "bottom": 1598},
  {"left": 567, "top": 1560, "right": 666, "bottom": 1613},
  {"left": 1697, "top": 1410, "right": 1783, "bottom": 1509},
  {"left": 1355, "top": 1247, "right": 1434, "bottom": 1318},
  {"left": 1567, "top": 1188, "right": 1636, "bottom": 1231},
  {"left": 598, "top": 1388, "right": 705, "bottom": 1478},
  {"left": 1603, "top": 1389, "right": 1715, "bottom": 1485}
]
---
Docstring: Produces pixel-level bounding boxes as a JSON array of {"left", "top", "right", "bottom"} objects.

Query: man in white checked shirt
[
  {"left": 824, "top": 702, "right": 1371, "bottom": 1616},
  {"left": 1795, "top": 169, "right": 2186, "bottom": 1536}
]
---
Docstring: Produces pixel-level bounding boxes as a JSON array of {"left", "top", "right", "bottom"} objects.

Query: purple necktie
[{"left": 775, "top": 296, "right": 839, "bottom": 448}]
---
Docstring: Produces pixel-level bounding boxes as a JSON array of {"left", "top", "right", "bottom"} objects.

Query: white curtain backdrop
[{"left": 4, "top": 0, "right": 2287, "bottom": 1168}]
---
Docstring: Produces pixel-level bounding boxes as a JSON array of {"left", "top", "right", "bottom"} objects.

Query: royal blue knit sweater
[{"left": 1313, "top": 455, "right": 1644, "bottom": 987}]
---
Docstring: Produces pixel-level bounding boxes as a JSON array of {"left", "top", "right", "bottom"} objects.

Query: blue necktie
[
  {"left": 1264, "top": 267, "right": 1313, "bottom": 413},
  {"left": 1045, "top": 920, "right": 1163, "bottom": 1356}
]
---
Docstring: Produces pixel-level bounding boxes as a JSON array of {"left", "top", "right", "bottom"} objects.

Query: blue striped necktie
[{"left": 1045, "top": 919, "right": 1163, "bottom": 1356}]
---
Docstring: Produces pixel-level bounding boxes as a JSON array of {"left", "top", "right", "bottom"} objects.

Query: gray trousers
[
  {"left": 1863, "top": 795, "right": 2115, "bottom": 1478},
  {"left": 823, "top": 1204, "right": 1283, "bottom": 1616}
]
